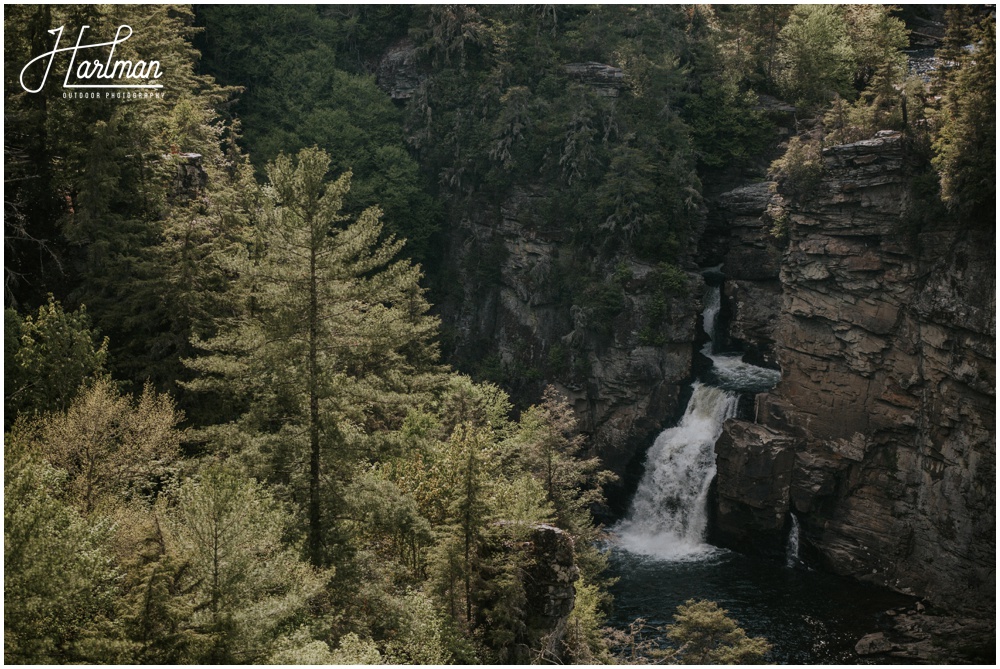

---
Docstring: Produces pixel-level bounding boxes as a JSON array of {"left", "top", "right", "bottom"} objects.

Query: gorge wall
[
  {"left": 436, "top": 188, "right": 703, "bottom": 498},
  {"left": 712, "top": 132, "right": 996, "bottom": 615}
]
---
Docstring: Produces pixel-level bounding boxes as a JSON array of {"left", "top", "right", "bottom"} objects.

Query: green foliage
[
  {"left": 406, "top": 5, "right": 704, "bottom": 265},
  {"left": 5, "top": 5, "right": 255, "bottom": 399},
  {"left": 186, "top": 147, "right": 442, "bottom": 566},
  {"left": 0, "top": 6, "right": 863, "bottom": 664},
  {"left": 117, "top": 554, "right": 212, "bottom": 664},
  {"left": 563, "top": 576, "right": 614, "bottom": 663},
  {"left": 4, "top": 450, "right": 119, "bottom": 663},
  {"left": 195, "top": 6, "right": 440, "bottom": 266},
  {"left": 714, "top": 5, "right": 792, "bottom": 93},
  {"left": 777, "top": 5, "right": 856, "bottom": 108},
  {"left": 509, "top": 386, "right": 616, "bottom": 539},
  {"left": 932, "top": 14, "right": 996, "bottom": 223},
  {"left": 653, "top": 262, "right": 689, "bottom": 296},
  {"left": 4, "top": 296, "right": 108, "bottom": 425},
  {"left": 607, "top": 600, "right": 771, "bottom": 664},
  {"left": 664, "top": 599, "right": 771, "bottom": 664},
  {"left": 579, "top": 280, "right": 625, "bottom": 336},
  {"left": 380, "top": 589, "right": 455, "bottom": 663},
  {"left": 34, "top": 378, "right": 181, "bottom": 515},
  {"left": 684, "top": 76, "right": 772, "bottom": 170},
  {"left": 769, "top": 209, "right": 792, "bottom": 241},
  {"left": 769, "top": 136, "right": 825, "bottom": 196},
  {"left": 163, "top": 463, "right": 328, "bottom": 663}
]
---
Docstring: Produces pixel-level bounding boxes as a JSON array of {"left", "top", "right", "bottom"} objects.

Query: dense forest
[{"left": 4, "top": 4, "right": 995, "bottom": 664}]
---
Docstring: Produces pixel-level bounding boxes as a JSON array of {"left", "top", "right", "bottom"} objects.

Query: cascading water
[
  {"left": 614, "top": 274, "right": 780, "bottom": 560},
  {"left": 786, "top": 513, "right": 801, "bottom": 568},
  {"left": 615, "top": 382, "right": 738, "bottom": 559}
]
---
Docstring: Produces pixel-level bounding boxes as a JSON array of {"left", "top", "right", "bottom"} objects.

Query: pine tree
[
  {"left": 162, "top": 463, "right": 327, "bottom": 663},
  {"left": 4, "top": 444, "right": 119, "bottom": 663},
  {"left": 777, "top": 5, "right": 855, "bottom": 108},
  {"left": 5, "top": 5, "right": 253, "bottom": 399},
  {"left": 186, "top": 147, "right": 442, "bottom": 566},
  {"left": 511, "top": 386, "right": 616, "bottom": 539},
  {"left": 35, "top": 378, "right": 181, "bottom": 515},
  {"left": 933, "top": 13, "right": 996, "bottom": 222},
  {"left": 663, "top": 599, "right": 771, "bottom": 664},
  {"left": 4, "top": 296, "right": 108, "bottom": 426}
]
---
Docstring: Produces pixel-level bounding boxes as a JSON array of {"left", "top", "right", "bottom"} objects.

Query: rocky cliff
[
  {"left": 438, "top": 188, "right": 703, "bottom": 500},
  {"left": 713, "top": 131, "right": 996, "bottom": 616},
  {"left": 377, "top": 44, "right": 704, "bottom": 498},
  {"left": 482, "top": 522, "right": 580, "bottom": 663}
]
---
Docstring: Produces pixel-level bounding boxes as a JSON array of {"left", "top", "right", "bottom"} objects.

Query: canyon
[{"left": 431, "top": 120, "right": 994, "bottom": 654}]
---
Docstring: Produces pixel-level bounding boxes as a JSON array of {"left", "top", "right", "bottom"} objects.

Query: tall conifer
[{"left": 186, "top": 147, "right": 441, "bottom": 566}]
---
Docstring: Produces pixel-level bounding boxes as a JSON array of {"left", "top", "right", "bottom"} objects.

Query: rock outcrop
[
  {"left": 854, "top": 603, "right": 995, "bottom": 664},
  {"left": 483, "top": 522, "right": 579, "bottom": 663},
  {"left": 711, "top": 420, "right": 795, "bottom": 553},
  {"left": 376, "top": 38, "right": 424, "bottom": 101},
  {"left": 710, "top": 181, "right": 786, "bottom": 367},
  {"left": 167, "top": 152, "right": 207, "bottom": 203},
  {"left": 438, "top": 188, "right": 702, "bottom": 497},
  {"left": 713, "top": 131, "right": 996, "bottom": 615},
  {"left": 563, "top": 62, "right": 625, "bottom": 97}
]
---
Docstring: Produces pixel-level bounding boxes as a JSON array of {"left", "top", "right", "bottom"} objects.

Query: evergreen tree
[
  {"left": 4, "top": 296, "right": 108, "bottom": 426},
  {"left": 714, "top": 5, "right": 791, "bottom": 93},
  {"left": 777, "top": 5, "right": 855, "bottom": 108},
  {"left": 933, "top": 13, "right": 996, "bottom": 222},
  {"left": 4, "top": 443, "right": 119, "bottom": 663},
  {"left": 162, "top": 463, "right": 327, "bottom": 663},
  {"left": 186, "top": 146, "right": 442, "bottom": 566},
  {"left": 664, "top": 599, "right": 771, "bottom": 664},
  {"left": 195, "top": 5, "right": 440, "bottom": 266},
  {"left": 511, "top": 385, "right": 615, "bottom": 538},
  {"left": 4, "top": 5, "right": 253, "bottom": 400},
  {"left": 35, "top": 378, "right": 181, "bottom": 515}
]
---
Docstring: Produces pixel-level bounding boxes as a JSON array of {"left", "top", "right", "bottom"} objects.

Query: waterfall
[
  {"left": 614, "top": 275, "right": 782, "bottom": 562},
  {"left": 615, "top": 382, "right": 738, "bottom": 560},
  {"left": 785, "top": 514, "right": 801, "bottom": 568},
  {"left": 702, "top": 278, "right": 722, "bottom": 352},
  {"left": 701, "top": 284, "right": 782, "bottom": 392}
]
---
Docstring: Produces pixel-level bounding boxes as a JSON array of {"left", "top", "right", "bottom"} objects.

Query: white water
[
  {"left": 786, "top": 514, "right": 801, "bottom": 568},
  {"left": 701, "top": 283, "right": 781, "bottom": 391},
  {"left": 615, "top": 382, "right": 738, "bottom": 560},
  {"left": 614, "top": 279, "right": 781, "bottom": 561}
]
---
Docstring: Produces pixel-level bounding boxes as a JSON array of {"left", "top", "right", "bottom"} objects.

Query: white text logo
[{"left": 20, "top": 25, "right": 163, "bottom": 93}]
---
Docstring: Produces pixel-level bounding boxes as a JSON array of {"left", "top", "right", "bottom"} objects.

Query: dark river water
[{"left": 605, "top": 546, "right": 916, "bottom": 664}]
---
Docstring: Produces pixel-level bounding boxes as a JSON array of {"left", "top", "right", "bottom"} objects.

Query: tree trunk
[{"left": 308, "top": 235, "right": 322, "bottom": 566}]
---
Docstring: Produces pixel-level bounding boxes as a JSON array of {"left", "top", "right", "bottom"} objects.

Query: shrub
[{"left": 769, "top": 136, "right": 824, "bottom": 196}]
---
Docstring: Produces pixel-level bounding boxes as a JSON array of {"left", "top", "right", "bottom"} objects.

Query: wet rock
[
  {"left": 856, "top": 608, "right": 995, "bottom": 664},
  {"left": 855, "top": 632, "right": 894, "bottom": 656},
  {"left": 723, "top": 279, "right": 782, "bottom": 367},
  {"left": 712, "top": 420, "right": 796, "bottom": 553}
]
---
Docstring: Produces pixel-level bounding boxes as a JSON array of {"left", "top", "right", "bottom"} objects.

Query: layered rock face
[
  {"left": 714, "top": 132, "right": 996, "bottom": 614},
  {"left": 711, "top": 181, "right": 785, "bottom": 367},
  {"left": 438, "top": 188, "right": 702, "bottom": 491}
]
